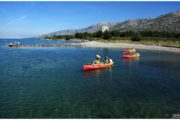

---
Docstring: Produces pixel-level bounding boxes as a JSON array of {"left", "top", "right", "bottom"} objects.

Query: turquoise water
[
  {"left": 0, "top": 38, "right": 81, "bottom": 46},
  {"left": 0, "top": 39, "right": 180, "bottom": 118}
]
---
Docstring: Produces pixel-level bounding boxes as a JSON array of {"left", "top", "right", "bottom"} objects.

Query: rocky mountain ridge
[{"left": 40, "top": 10, "right": 180, "bottom": 38}]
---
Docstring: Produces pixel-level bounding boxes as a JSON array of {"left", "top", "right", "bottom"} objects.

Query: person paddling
[
  {"left": 105, "top": 56, "right": 110, "bottom": 64},
  {"left": 93, "top": 54, "right": 101, "bottom": 65}
]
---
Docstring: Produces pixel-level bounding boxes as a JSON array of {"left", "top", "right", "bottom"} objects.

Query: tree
[
  {"left": 111, "top": 30, "right": 120, "bottom": 37},
  {"left": 103, "top": 30, "right": 112, "bottom": 40},
  {"left": 94, "top": 31, "right": 103, "bottom": 38},
  {"left": 131, "top": 33, "right": 142, "bottom": 41},
  {"left": 75, "top": 33, "right": 83, "bottom": 39},
  {"left": 65, "top": 35, "right": 71, "bottom": 40}
]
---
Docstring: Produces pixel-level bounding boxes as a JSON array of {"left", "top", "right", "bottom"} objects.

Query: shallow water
[
  {"left": 0, "top": 38, "right": 81, "bottom": 46},
  {"left": 0, "top": 39, "right": 180, "bottom": 118}
]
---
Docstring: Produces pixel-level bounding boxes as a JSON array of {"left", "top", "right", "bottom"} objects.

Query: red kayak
[
  {"left": 83, "top": 60, "right": 113, "bottom": 71},
  {"left": 122, "top": 49, "right": 137, "bottom": 53},
  {"left": 83, "top": 63, "right": 113, "bottom": 71},
  {"left": 122, "top": 54, "right": 140, "bottom": 59},
  {"left": 122, "top": 49, "right": 132, "bottom": 52}
]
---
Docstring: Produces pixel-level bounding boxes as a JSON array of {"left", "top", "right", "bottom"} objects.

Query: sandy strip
[{"left": 80, "top": 41, "right": 180, "bottom": 53}]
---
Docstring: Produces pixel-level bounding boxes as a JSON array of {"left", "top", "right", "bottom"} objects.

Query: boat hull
[
  {"left": 122, "top": 49, "right": 132, "bottom": 52},
  {"left": 122, "top": 55, "right": 140, "bottom": 59},
  {"left": 83, "top": 63, "right": 113, "bottom": 71}
]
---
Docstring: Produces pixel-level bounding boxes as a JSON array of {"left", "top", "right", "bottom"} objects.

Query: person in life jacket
[
  {"left": 128, "top": 48, "right": 136, "bottom": 53},
  {"left": 128, "top": 48, "right": 137, "bottom": 55},
  {"left": 132, "top": 48, "right": 136, "bottom": 53},
  {"left": 105, "top": 56, "right": 110, "bottom": 64},
  {"left": 93, "top": 54, "right": 101, "bottom": 65}
]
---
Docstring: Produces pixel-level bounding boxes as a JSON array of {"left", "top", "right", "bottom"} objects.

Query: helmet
[{"left": 96, "top": 54, "right": 101, "bottom": 58}]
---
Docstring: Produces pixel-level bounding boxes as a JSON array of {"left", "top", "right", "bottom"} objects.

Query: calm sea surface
[
  {"left": 0, "top": 39, "right": 180, "bottom": 118},
  {"left": 0, "top": 38, "right": 80, "bottom": 45}
]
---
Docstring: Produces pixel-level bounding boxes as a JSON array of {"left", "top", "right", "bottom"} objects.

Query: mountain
[
  {"left": 40, "top": 10, "right": 180, "bottom": 38},
  {"left": 112, "top": 10, "right": 180, "bottom": 33},
  {"left": 39, "top": 22, "right": 115, "bottom": 38}
]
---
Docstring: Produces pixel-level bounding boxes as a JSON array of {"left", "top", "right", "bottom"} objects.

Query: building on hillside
[{"left": 102, "top": 26, "right": 109, "bottom": 32}]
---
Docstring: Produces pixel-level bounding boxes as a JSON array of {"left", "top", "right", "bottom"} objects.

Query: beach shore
[
  {"left": 5, "top": 40, "right": 180, "bottom": 53},
  {"left": 80, "top": 41, "right": 180, "bottom": 53}
]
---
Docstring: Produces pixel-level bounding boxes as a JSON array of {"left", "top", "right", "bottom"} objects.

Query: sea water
[{"left": 0, "top": 39, "right": 180, "bottom": 118}]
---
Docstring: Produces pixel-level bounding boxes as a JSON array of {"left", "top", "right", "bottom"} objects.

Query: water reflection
[
  {"left": 122, "top": 58, "right": 140, "bottom": 67},
  {"left": 105, "top": 67, "right": 113, "bottom": 81},
  {"left": 82, "top": 67, "right": 113, "bottom": 81}
]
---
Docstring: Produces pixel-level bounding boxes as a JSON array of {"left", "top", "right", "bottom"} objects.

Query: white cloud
[
  {"left": 7, "top": 15, "right": 28, "bottom": 25},
  {"left": 19, "top": 15, "right": 27, "bottom": 19}
]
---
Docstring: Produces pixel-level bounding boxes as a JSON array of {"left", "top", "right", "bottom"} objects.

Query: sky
[{"left": 0, "top": 2, "right": 180, "bottom": 38}]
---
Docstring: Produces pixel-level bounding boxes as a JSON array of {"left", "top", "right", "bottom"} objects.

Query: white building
[{"left": 102, "top": 26, "right": 109, "bottom": 32}]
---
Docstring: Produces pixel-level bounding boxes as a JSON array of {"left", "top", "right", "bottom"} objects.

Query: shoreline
[
  {"left": 79, "top": 41, "right": 180, "bottom": 53},
  {"left": 5, "top": 40, "right": 180, "bottom": 53}
]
